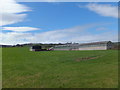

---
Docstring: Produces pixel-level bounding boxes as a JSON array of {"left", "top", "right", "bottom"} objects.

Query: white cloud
[
  {"left": 0, "top": 24, "right": 118, "bottom": 45},
  {"left": 83, "top": 3, "right": 118, "bottom": 18},
  {"left": 1, "top": 0, "right": 30, "bottom": 13},
  {"left": 16, "top": 0, "right": 60, "bottom": 2},
  {"left": 0, "top": 32, "right": 32, "bottom": 45},
  {"left": 16, "top": 0, "right": 119, "bottom": 2},
  {"left": 1, "top": 13, "right": 27, "bottom": 26},
  {"left": 2, "top": 27, "right": 40, "bottom": 32},
  {"left": 96, "top": 27, "right": 108, "bottom": 31},
  {"left": 1, "top": 0, "right": 31, "bottom": 26}
]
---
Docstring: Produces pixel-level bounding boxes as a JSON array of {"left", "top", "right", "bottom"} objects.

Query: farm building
[
  {"left": 53, "top": 41, "right": 113, "bottom": 50},
  {"left": 30, "top": 46, "right": 42, "bottom": 51},
  {"left": 30, "top": 46, "right": 52, "bottom": 51}
]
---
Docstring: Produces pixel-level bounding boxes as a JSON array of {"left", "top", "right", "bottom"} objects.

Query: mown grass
[
  {"left": 0, "top": 48, "right": 2, "bottom": 89},
  {"left": 2, "top": 47, "right": 118, "bottom": 88}
]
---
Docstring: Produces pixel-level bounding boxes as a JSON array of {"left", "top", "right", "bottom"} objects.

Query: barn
[
  {"left": 53, "top": 41, "right": 113, "bottom": 50},
  {"left": 30, "top": 46, "right": 42, "bottom": 51},
  {"left": 30, "top": 46, "right": 52, "bottom": 51}
]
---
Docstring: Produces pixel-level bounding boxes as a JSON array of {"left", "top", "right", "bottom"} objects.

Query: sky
[{"left": 1, "top": 0, "right": 118, "bottom": 45}]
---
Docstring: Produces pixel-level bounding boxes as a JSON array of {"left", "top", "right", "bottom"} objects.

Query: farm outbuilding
[
  {"left": 53, "top": 41, "right": 113, "bottom": 50},
  {"left": 30, "top": 46, "right": 52, "bottom": 51},
  {"left": 30, "top": 46, "right": 42, "bottom": 51}
]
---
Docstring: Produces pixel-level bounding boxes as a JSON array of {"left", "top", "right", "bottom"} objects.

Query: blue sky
[{"left": 1, "top": 1, "right": 118, "bottom": 45}]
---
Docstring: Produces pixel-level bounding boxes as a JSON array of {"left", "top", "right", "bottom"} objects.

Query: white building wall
[
  {"left": 54, "top": 49, "right": 70, "bottom": 51},
  {"left": 78, "top": 46, "right": 107, "bottom": 50},
  {"left": 30, "top": 49, "right": 35, "bottom": 51}
]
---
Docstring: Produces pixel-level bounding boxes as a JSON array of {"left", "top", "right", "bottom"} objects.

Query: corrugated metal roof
[
  {"left": 54, "top": 41, "right": 112, "bottom": 48},
  {"left": 79, "top": 41, "right": 111, "bottom": 46}
]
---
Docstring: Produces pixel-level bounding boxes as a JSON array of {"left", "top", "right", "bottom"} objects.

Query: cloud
[
  {"left": 1, "top": 13, "right": 27, "bottom": 26},
  {"left": 1, "top": 0, "right": 31, "bottom": 26},
  {"left": 0, "top": 24, "right": 118, "bottom": 45},
  {"left": 16, "top": 0, "right": 119, "bottom": 2},
  {"left": 0, "top": 32, "right": 32, "bottom": 45},
  {"left": 81, "top": 3, "right": 118, "bottom": 18},
  {"left": 96, "top": 27, "right": 108, "bottom": 31},
  {"left": 2, "top": 27, "right": 40, "bottom": 32},
  {"left": 16, "top": 0, "right": 58, "bottom": 2}
]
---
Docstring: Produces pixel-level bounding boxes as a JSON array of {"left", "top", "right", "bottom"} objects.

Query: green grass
[
  {"left": 0, "top": 48, "right": 2, "bottom": 89},
  {"left": 2, "top": 47, "right": 118, "bottom": 88}
]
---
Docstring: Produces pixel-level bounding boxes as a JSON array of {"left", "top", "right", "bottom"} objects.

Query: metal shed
[
  {"left": 30, "top": 46, "right": 42, "bottom": 51},
  {"left": 53, "top": 41, "right": 113, "bottom": 50}
]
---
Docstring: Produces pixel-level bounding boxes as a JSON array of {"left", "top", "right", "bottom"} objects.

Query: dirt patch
[{"left": 76, "top": 55, "right": 102, "bottom": 62}]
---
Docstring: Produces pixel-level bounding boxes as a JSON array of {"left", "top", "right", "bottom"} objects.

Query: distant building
[
  {"left": 30, "top": 46, "right": 50, "bottom": 51},
  {"left": 1, "top": 45, "right": 13, "bottom": 47},
  {"left": 30, "top": 46, "right": 42, "bottom": 51},
  {"left": 53, "top": 41, "right": 113, "bottom": 50}
]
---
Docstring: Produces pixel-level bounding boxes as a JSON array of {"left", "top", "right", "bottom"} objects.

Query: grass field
[
  {"left": 0, "top": 48, "right": 2, "bottom": 89},
  {"left": 2, "top": 47, "right": 118, "bottom": 88}
]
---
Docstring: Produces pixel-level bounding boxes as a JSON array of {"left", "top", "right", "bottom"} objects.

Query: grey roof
[
  {"left": 79, "top": 41, "right": 112, "bottom": 46},
  {"left": 54, "top": 41, "right": 112, "bottom": 48}
]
